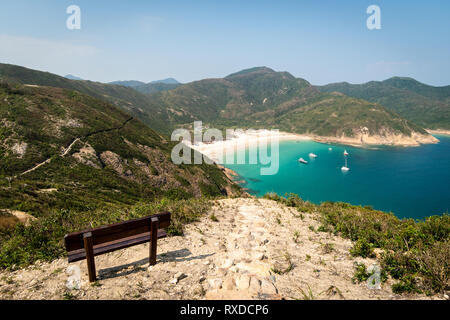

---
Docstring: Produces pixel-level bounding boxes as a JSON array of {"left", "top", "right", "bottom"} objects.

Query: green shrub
[
  {"left": 350, "top": 238, "right": 375, "bottom": 258},
  {"left": 199, "top": 182, "right": 222, "bottom": 197},
  {"left": 266, "top": 193, "right": 450, "bottom": 294},
  {"left": 352, "top": 262, "right": 371, "bottom": 283},
  {"left": 352, "top": 262, "right": 388, "bottom": 285},
  {"left": 391, "top": 275, "right": 420, "bottom": 294},
  {"left": 149, "top": 166, "right": 159, "bottom": 176}
]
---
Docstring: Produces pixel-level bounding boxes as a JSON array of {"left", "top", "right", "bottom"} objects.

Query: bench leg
[
  {"left": 150, "top": 217, "right": 159, "bottom": 265},
  {"left": 83, "top": 232, "right": 96, "bottom": 282}
]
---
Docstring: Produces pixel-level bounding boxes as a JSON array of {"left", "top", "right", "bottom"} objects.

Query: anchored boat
[
  {"left": 298, "top": 158, "right": 308, "bottom": 164},
  {"left": 309, "top": 153, "right": 318, "bottom": 158},
  {"left": 341, "top": 153, "right": 350, "bottom": 171}
]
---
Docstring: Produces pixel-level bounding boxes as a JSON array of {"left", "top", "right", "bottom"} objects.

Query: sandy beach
[
  {"left": 187, "top": 130, "right": 311, "bottom": 163},
  {"left": 187, "top": 129, "right": 439, "bottom": 165}
]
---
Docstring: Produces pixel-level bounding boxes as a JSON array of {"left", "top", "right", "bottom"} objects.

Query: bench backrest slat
[{"left": 64, "top": 212, "right": 171, "bottom": 252}]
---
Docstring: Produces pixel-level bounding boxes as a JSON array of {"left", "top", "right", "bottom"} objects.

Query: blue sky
[{"left": 0, "top": 0, "right": 449, "bottom": 85}]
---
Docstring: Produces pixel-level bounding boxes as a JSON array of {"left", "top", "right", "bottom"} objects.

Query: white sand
[{"left": 187, "top": 130, "right": 311, "bottom": 163}]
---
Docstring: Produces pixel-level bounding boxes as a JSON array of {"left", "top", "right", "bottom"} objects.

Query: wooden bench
[{"left": 64, "top": 212, "right": 171, "bottom": 282}]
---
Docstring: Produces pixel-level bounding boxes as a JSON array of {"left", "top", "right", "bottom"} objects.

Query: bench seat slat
[
  {"left": 64, "top": 212, "right": 171, "bottom": 252},
  {"left": 67, "top": 229, "right": 167, "bottom": 263}
]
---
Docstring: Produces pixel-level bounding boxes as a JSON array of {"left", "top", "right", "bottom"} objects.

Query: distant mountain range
[
  {"left": 150, "top": 78, "right": 180, "bottom": 85},
  {"left": 108, "top": 80, "right": 145, "bottom": 87},
  {"left": 138, "top": 67, "right": 436, "bottom": 145},
  {"left": 64, "top": 74, "right": 84, "bottom": 81},
  {"left": 317, "top": 78, "right": 450, "bottom": 130},
  {"left": 1, "top": 63, "right": 446, "bottom": 145},
  {"left": 0, "top": 63, "right": 174, "bottom": 133},
  {"left": 109, "top": 78, "right": 181, "bottom": 94},
  {"left": 110, "top": 78, "right": 180, "bottom": 87},
  {"left": 64, "top": 76, "right": 181, "bottom": 94}
]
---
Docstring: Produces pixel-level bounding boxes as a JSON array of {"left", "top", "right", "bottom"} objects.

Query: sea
[{"left": 224, "top": 135, "right": 450, "bottom": 220}]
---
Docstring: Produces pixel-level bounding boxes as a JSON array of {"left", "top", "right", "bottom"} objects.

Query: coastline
[
  {"left": 188, "top": 130, "right": 312, "bottom": 163},
  {"left": 188, "top": 130, "right": 439, "bottom": 164},
  {"left": 216, "top": 164, "right": 239, "bottom": 181},
  {"left": 426, "top": 129, "right": 450, "bottom": 136},
  {"left": 311, "top": 132, "right": 439, "bottom": 147}
]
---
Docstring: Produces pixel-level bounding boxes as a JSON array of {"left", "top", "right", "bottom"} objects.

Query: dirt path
[
  {"left": 14, "top": 117, "right": 133, "bottom": 178},
  {"left": 0, "top": 198, "right": 442, "bottom": 300}
]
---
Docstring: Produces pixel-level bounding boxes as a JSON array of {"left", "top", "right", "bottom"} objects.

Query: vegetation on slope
[
  {"left": 0, "top": 81, "right": 239, "bottom": 269},
  {"left": 1, "top": 64, "right": 433, "bottom": 140},
  {"left": 270, "top": 93, "right": 427, "bottom": 137},
  {"left": 144, "top": 67, "right": 430, "bottom": 139},
  {"left": 265, "top": 193, "right": 449, "bottom": 295},
  {"left": 109, "top": 80, "right": 180, "bottom": 94},
  {"left": 317, "top": 77, "right": 450, "bottom": 130},
  {"left": 133, "top": 82, "right": 180, "bottom": 94},
  {"left": 0, "top": 63, "right": 170, "bottom": 133}
]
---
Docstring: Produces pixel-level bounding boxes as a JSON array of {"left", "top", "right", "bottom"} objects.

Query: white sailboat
[
  {"left": 344, "top": 149, "right": 349, "bottom": 156},
  {"left": 328, "top": 147, "right": 332, "bottom": 151},
  {"left": 298, "top": 158, "right": 308, "bottom": 164},
  {"left": 309, "top": 153, "right": 318, "bottom": 158},
  {"left": 341, "top": 155, "right": 350, "bottom": 171}
]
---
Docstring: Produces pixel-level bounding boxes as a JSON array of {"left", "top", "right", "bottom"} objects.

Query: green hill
[
  {"left": 134, "top": 82, "right": 180, "bottom": 94},
  {"left": 108, "top": 80, "right": 146, "bottom": 87},
  {"left": 0, "top": 64, "right": 435, "bottom": 143},
  {"left": 150, "top": 78, "right": 180, "bottom": 85},
  {"left": 317, "top": 77, "right": 450, "bottom": 130},
  {"left": 0, "top": 63, "right": 172, "bottom": 134},
  {"left": 0, "top": 80, "right": 239, "bottom": 267},
  {"left": 0, "top": 80, "right": 237, "bottom": 219},
  {"left": 109, "top": 79, "right": 181, "bottom": 94},
  {"left": 143, "top": 67, "right": 431, "bottom": 142}
]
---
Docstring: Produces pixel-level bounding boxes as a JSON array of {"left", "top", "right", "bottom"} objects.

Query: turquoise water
[{"left": 224, "top": 135, "right": 450, "bottom": 220}]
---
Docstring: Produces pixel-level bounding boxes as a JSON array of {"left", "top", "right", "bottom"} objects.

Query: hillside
[
  {"left": 109, "top": 79, "right": 181, "bottom": 94},
  {"left": 0, "top": 64, "right": 438, "bottom": 146},
  {"left": 0, "top": 81, "right": 239, "bottom": 268},
  {"left": 317, "top": 77, "right": 450, "bottom": 130},
  {"left": 133, "top": 82, "right": 181, "bottom": 94},
  {"left": 0, "top": 197, "right": 447, "bottom": 300},
  {"left": 150, "top": 78, "right": 180, "bottom": 85},
  {"left": 144, "top": 67, "right": 436, "bottom": 146},
  {"left": 108, "top": 80, "right": 146, "bottom": 87},
  {"left": 0, "top": 64, "right": 171, "bottom": 134}
]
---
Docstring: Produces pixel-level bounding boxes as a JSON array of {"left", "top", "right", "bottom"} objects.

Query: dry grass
[{"left": 0, "top": 216, "right": 20, "bottom": 232}]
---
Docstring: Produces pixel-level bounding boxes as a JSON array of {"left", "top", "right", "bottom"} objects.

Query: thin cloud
[{"left": 0, "top": 34, "right": 99, "bottom": 77}]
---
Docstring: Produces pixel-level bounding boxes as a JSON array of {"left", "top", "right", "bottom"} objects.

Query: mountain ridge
[
  {"left": 142, "top": 67, "right": 437, "bottom": 146},
  {"left": 0, "top": 63, "right": 173, "bottom": 133},
  {"left": 64, "top": 74, "right": 83, "bottom": 81},
  {"left": 0, "top": 63, "right": 440, "bottom": 146},
  {"left": 317, "top": 77, "right": 450, "bottom": 130}
]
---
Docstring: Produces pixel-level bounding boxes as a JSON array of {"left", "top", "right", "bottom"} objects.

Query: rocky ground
[
  {"left": 312, "top": 131, "right": 439, "bottom": 147},
  {"left": 0, "top": 198, "right": 443, "bottom": 300}
]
